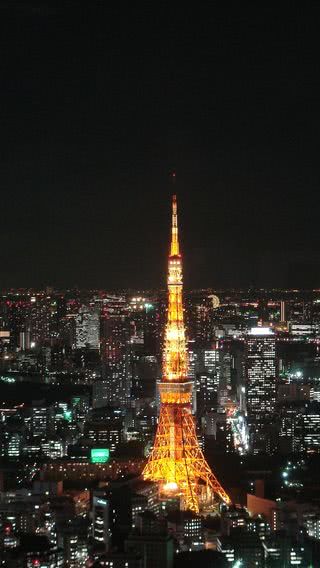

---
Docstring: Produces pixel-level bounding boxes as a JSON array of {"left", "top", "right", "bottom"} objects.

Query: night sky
[{"left": 1, "top": 3, "right": 320, "bottom": 290}]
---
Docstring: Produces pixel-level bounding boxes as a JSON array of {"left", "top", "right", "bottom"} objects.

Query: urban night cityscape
[{"left": 1, "top": 3, "right": 320, "bottom": 568}]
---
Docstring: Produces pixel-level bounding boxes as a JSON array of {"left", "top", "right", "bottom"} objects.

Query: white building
[{"left": 75, "top": 306, "right": 100, "bottom": 350}]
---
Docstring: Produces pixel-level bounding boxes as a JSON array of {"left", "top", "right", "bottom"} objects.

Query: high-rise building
[
  {"left": 245, "top": 327, "right": 277, "bottom": 454},
  {"left": 0, "top": 427, "right": 25, "bottom": 460},
  {"left": 196, "top": 373, "right": 217, "bottom": 414},
  {"left": 195, "top": 345, "right": 232, "bottom": 414},
  {"left": 84, "top": 407, "right": 123, "bottom": 454},
  {"left": 93, "top": 380, "right": 109, "bottom": 408},
  {"left": 125, "top": 533, "right": 174, "bottom": 568},
  {"left": 92, "top": 491, "right": 111, "bottom": 551},
  {"left": 186, "top": 293, "right": 214, "bottom": 346},
  {"left": 167, "top": 510, "right": 204, "bottom": 550},
  {"left": 303, "top": 402, "right": 320, "bottom": 453},
  {"left": 57, "top": 518, "right": 89, "bottom": 567},
  {"left": 31, "top": 404, "right": 54, "bottom": 440},
  {"left": 217, "top": 529, "right": 265, "bottom": 566},
  {"left": 278, "top": 402, "right": 305, "bottom": 454},
  {"left": 143, "top": 195, "right": 230, "bottom": 512},
  {"left": 5, "top": 297, "right": 30, "bottom": 350},
  {"left": 100, "top": 299, "right": 132, "bottom": 405},
  {"left": 75, "top": 306, "right": 100, "bottom": 350},
  {"left": 29, "top": 294, "right": 53, "bottom": 346}
]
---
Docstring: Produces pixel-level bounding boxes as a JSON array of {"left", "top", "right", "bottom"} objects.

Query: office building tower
[
  {"left": 84, "top": 407, "right": 123, "bottom": 454},
  {"left": 303, "top": 402, "right": 320, "bottom": 452},
  {"left": 75, "top": 306, "right": 100, "bottom": 350},
  {"left": 29, "top": 294, "right": 53, "bottom": 346},
  {"left": 92, "top": 492, "right": 111, "bottom": 551},
  {"left": 100, "top": 301, "right": 133, "bottom": 405},
  {"left": 196, "top": 373, "right": 217, "bottom": 414},
  {"left": 278, "top": 402, "right": 305, "bottom": 454},
  {"left": 31, "top": 404, "right": 54, "bottom": 440},
  {"left": 19, "top": 330, "right": 31, "bottom": 351},
  {"left": 57, "top": 518, "right": 89, "bottom": 567},
  {"left": 245, "top": 327, "right": 277, "bottom": 453},
  {"left": 186, "top": 294, "right": 214, "bottom": 346},
  {"left": 217, "top": 529, "right": 265, "bottom": 566},
  {"left": 93, "top": 380, "right": 109, "bottom": 408},
  {"left": 126, "top": 511, "right": 174, "bottom": 568}
]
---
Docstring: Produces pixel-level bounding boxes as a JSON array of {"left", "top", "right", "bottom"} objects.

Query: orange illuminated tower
[{"left": 143, "top": 195, "right": 230, "bottom": 513}]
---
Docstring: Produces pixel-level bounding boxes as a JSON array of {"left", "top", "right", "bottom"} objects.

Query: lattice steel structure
[{"left": 143, "top": 195, "right": 230, "bottom": 513}]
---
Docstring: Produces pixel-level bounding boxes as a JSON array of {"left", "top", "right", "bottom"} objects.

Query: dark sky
[{"left": 1, "top": 2, "right": 320, "bottom": 290}]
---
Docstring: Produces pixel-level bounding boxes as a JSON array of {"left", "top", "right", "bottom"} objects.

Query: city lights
[{"left": 1, "top": 6, "right": 319, "bottom": 567}]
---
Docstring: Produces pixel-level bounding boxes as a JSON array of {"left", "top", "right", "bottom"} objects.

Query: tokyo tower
[{"left": 143, "top": 194, "right": 230, "bottom": 513}]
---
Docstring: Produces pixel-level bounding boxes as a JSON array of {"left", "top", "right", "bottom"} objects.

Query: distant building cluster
[{"left": 1, "top": 287, "right": 320, "bottom": 564}]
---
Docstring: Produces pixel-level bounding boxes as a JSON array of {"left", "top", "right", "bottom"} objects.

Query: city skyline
[
  {"left": 1, "top": 258, "right": 320, "bottom": 564},
  {"left": 2, "top": 5, "right": 320, "bottom": 565}
]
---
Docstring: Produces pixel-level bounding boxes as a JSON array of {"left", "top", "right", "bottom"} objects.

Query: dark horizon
[{"left": 1, "top": 3, "right": 320, "bottom": 289}]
